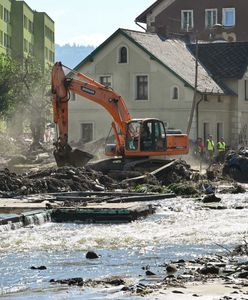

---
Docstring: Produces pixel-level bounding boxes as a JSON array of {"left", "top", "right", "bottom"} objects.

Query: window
[
  {"left": 217, "top": 95, "right": 223, "bottom": 103},
  {"left": 48, "top": 51, "right": 55, "bottom": 62},
  {"left": 163, "top": 121, "right": 169, "bottom": 129},
  {"left": 3, "top": 8, "right": 10, "bottom": 23},
  {"left": 217, "top": 122, "right": 223, "bottom": 142},
  {"left": 28, "top": 20, "right": 33, "bottom": 33},
  {"left": 245, "top": 80, "right": 248, "bottom": 101},
  {"left": 203, "top": 122, "right": 210, "bottom": 145},
  {"left": 23, "top": 15, "right": 27, "bottom": 29},
  {"left": 223, "top": 8, "right": 235, "bottom": 27},
  {"left": 136, "top": 75, "right": 148, "bottom": 100},
  {"left": 118, "top": 46, "right": 128, "bottom": 63},
  {"left": 181, "top": 10, "right": 193, "bottom": 30},
  {"left": 4, "top": 33, "right": 11, "bottom": 48},
  {"left": 171, "top": 86, "right": 179, "bottom": 100},
  {"left": 0, "top": 31, "right": 3, "bottom": 45},
  {"left": 45, "top": 26, "right": 54, "bottom": 42},
  {"left": 49, "top": 50, "right": 54, "bottom": 62},
  {"left": 0, "top": 5, "right": 3, "bottom": 19},
  {"left": 205, "top": 9, "right": 217, "bottom": 28},
  {"left": 99, "top": 75, "right": 112, "bottom": 87},
  {"left": 81, "top": 123, "right": 93, "bottom": 143}
]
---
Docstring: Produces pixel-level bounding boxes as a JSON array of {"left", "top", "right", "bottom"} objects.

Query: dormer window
[{"left": 118, "top": 46, "right": 128, "bottom": 63}]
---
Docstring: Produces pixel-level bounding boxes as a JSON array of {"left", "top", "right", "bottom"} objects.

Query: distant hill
[{"left": 55, "top": 44, "right": 95, "bottom": 69}]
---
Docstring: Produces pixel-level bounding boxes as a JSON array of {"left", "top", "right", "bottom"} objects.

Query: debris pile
[
  {"left": 222, "top": 148, "right": 248, "bottom": 182},
  {"left": 0, "top": 157, "right": 244, "bottom": 198},
  {"left": 0, "top": 166, "right": 116, "bottom": 197},
  {"left": 158, "top": 160, "right": 193, "bottom": 185}
]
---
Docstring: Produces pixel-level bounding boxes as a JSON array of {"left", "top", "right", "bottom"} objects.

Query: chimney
[{"left": 210, "top": 24, "right": 226, "bottom": 42}]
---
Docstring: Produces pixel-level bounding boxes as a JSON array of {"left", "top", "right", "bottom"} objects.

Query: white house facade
[{"left": 67, "top": 28, "right": 248, "bottom": 150}]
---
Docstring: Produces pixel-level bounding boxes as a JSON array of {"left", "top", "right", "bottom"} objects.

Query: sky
[{"left": 24, "top": 0, "right": 155, "bottom": 46}]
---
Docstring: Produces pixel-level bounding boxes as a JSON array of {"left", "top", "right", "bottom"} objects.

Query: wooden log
[
  {"left": 107, "top": 193, "right": 175, "bottom": 203},
  {"left": 122, "top": 160, "right": 178, "bottom": 185}
]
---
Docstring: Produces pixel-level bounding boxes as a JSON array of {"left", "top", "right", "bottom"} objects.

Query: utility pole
[{"left": 187, "top": 36, "right": 199, "bottom": 135}]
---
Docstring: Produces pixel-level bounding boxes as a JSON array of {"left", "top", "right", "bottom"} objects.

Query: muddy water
[{"left": 1, "top": 192, "right": 248, "bottom": 299}]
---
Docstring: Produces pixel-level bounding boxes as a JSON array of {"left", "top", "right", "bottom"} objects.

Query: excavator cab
[{"left": 125, "top": 119, "right": 167, "bottom": 155}]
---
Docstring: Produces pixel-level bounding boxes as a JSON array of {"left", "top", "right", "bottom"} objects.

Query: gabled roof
[
  {"left": 135, "top": 0, "right": 163, "bottom": 23},
  {"left": 123, "top": 29, "right": 227, "bottom": 94},
  {"left": 188, "top": 42, "right": 248, "bottom": 80},
  {"left": 74, "top": 28, "right": 229, "bottom": 95}
]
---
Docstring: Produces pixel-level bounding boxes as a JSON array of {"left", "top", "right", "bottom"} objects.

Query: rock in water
[
  {"left": 86, "top": 251, "right": 99, "bottom": 259},
  {"left": 202, "top": 194, "right": 221, "bottom": 203}
]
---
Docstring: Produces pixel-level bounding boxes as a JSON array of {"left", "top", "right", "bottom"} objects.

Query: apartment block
[
  {"left": 34, "top": 12, "right": 55, "bottom": 69},
  {"left": 0, "top": 0, "right": 11, "bottom": 55},
  {"left": 0, "top": 0, "right": 54, "bottom": 69}
]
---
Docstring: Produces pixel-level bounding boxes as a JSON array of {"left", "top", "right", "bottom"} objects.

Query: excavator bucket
[{"left": 54, "top": 147, "right": 94, "bottom": 168}]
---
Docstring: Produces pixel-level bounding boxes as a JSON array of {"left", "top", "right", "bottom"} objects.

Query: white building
[{"left": 68, "top": 28, "right": 248, "bottom": 149}]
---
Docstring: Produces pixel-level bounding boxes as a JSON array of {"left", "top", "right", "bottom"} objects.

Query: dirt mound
[
  {"left": 0, "top": 166, "right": 116, "bottom": 197},
  {"left": 157, "top": 160, "right": 193, "bottom": 185}
]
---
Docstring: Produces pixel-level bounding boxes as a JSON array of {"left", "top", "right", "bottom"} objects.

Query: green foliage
[
  {"left": 131, "top": 184, "right": 169, "bottom": 194},
  {"left": 0, "top": 54, "right": 50, "bottom": 117},
  {"left": 0, "top": 54, "right": 18, "bottom": 117},
  {"left": 0, "top": 54, "right": 51, "bottom": 142},
  {"left": 168, "top": 183, "right": 199, "bottom": 196}
]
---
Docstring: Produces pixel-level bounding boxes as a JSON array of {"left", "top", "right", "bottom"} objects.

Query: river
[{"left": 0, "top": 191, "right": 248, "bottom": 299}]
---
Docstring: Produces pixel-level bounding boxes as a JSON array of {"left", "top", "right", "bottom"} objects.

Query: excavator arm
[{"left": 51, "top": 62, "right": 132, "bottom": 166}]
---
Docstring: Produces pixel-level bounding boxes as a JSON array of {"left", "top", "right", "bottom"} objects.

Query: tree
[
  {"left": 0, "top": 54, "right": 51, "bottom": 148},
  {"left": 0, "top": 54, "right": 19, "bottom": 117}
]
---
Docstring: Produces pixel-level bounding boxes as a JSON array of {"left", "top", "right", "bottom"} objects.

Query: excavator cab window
[
  {"left": 153, "top": 121, "right": 166, "bottom": 151},
  {"left": 126, "top": 120, "right": 166, "bottom": 152}
]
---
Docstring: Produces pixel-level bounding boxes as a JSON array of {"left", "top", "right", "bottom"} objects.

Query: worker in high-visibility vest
[
  {"left": 217, "top": 137, "right": 226, "bottom": 163},
  {"left": 206, "top": 135, "right": 215, "bottom": 162}
]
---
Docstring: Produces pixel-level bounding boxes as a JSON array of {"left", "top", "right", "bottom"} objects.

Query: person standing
[
  {"left": 206, "top": 135, "right": 215, "bottom": 162},
  {"left": 196, "top": 137, "right": 204, "bottom": 158},
  {"left": 217, "top": 137, "right": 226, "bottom": 163}
]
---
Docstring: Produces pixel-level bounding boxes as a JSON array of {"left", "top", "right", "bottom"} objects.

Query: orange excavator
[{"left": 51, "top": 62, "right": 189, "bottom": 169}]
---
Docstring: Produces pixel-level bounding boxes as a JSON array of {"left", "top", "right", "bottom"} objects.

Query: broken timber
[
  {"left": 55, "top": 193, "right": 175, "bottom": 203},
  {"left": 122, "top": 160, "right": 179, "bottom": 185}
]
